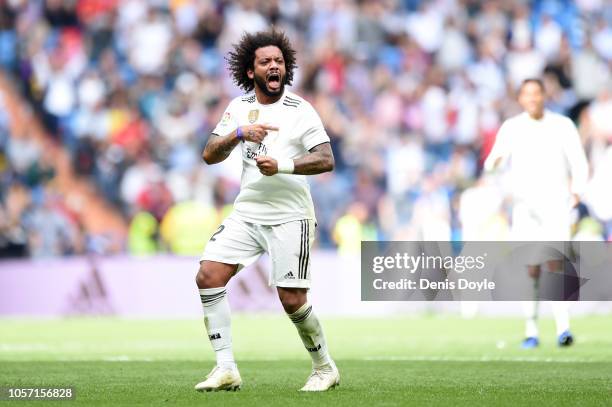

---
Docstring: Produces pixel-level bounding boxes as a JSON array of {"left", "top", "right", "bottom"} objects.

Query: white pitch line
[
  {"left": 0, "top": 344, "right": 50, "bottom": 351},
  {"left": 361, "top": 356, "right": 601, "bottom": 363},
  {"left": 0, "top": 356, "right": 603, "bottom": 363},
  {"left": 103, "top": 356, "right": 154, "bottom": 362}
]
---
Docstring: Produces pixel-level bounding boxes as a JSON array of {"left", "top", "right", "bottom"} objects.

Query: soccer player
[
  {"left": 484, "top": 78, "right": 589, "bottom": 348},
  {"left": 193, "top": 30, "right": 339, "bottom": 392}
]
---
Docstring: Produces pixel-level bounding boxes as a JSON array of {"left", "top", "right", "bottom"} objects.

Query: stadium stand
[{"left": 0, "top": 0, "right": 610, "bottom": 258}]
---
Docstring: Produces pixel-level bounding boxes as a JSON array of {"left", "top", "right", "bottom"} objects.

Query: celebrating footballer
[{"left": 193, "top": 29, "right": 339, "bottom": 392}]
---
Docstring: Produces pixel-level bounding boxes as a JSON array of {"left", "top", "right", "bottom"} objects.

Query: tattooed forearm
[
  {"left": 202, "top": 131, "right": 241, "bottom": 164},
  {"left": 293, "top": 142, "right": 335, "bottom": 175},
  {"left": 202, "top": 124, "right": 278, "bottom": 165}
]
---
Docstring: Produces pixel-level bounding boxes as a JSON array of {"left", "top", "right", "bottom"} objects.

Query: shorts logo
[
  {"left": 209, "top": 333, "right": 221, "bottom": 340},
  {"left": 283, "top": 271, "right": 295, "bottom": 280},
  {"left": 248, "top": 109, "right": 259, "bottom": 123}
]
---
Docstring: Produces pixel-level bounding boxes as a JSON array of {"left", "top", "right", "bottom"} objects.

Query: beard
[{"left": 254, "top": 72, "right": 285, "bottom": 97}]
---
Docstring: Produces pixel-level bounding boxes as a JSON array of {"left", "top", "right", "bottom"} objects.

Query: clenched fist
[
  {"left": 255, "top": 156, "right": 278, "bottom": 176},
  {"left": 239, "top": 124, "right": 279, "bottom": 143}
]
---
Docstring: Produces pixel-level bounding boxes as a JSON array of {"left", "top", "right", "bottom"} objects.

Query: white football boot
[
  {"left": 299, "top": 360, "right": 340, "bottom": 391},
  {"left": 195, "top": 366, "right": 242, "bottom": 392}
]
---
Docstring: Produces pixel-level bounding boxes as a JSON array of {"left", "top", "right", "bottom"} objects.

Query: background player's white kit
[
  {"left": 485, "top": 99, "right": 589, "bottom": 346},
  {"left": 485, "top": 110, "right": 588, "bottom": 241}
]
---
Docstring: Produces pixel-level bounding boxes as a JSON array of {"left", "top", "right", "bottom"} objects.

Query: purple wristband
[{"left": 236, "top": 127, "right": 243, "bottom": 141}]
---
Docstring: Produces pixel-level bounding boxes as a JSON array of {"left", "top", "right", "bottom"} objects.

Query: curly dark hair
[{"left": 227, "top": 29, "right": 297, "bottom": 92}]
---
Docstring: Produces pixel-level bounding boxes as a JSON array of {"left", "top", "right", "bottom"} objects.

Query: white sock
[
  {"left": 552, "top": 301, "right": 570, "bottom": 336},
  {"left": 199, "top": 288, "right": 236, "bottom": 370},
  {"left": 523, "top": 278, "right": 539, "bottom": 338},
  {"left": 288, "top": 303, "right": 331, "bottom": 368}
]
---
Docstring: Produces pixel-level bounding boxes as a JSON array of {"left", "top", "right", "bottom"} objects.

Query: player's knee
[
  {"left": 195, "top": 265, "right": 220, "bottom": 289},
  {"left": 196, "top": 261, "right": 235, "bottom": 288},
  {"left": 195, "top": 267, "right": 209, "bottom": 288},
  {"left": 278, "top": 288, "right": 307, "bottom": 314}
]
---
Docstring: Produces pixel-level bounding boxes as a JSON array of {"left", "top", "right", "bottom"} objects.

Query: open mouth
[{"left": 266, "top": 72, "right": 281, "bottom": 90}]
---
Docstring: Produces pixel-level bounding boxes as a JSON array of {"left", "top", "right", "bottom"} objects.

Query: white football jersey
[
  {"left": 211, "top": 90, "right": 330, "bottom": 225},
  {"left": 484, "top": 110, "right": 589, "bottom": 210}
]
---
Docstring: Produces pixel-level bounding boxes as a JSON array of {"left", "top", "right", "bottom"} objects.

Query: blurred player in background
[
  {"left": 485, "top": 78, "right": 589, "bottom": 348},
  {"left": 194, "top": 29, "right": 339, "bottom": 392}
]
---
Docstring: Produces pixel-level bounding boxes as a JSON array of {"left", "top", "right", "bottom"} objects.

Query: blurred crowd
[{"left": 0, "top": 0, "right": 611, "bottom": 258}]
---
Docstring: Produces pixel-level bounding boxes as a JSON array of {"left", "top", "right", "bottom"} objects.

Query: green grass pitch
[{"left": 1, "top": 315, "right": 611, "bottom": 406}]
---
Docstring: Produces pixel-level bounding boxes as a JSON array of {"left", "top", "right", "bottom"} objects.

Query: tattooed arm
[
  {"left": 202, "top": 132, "right": 241, "bottom": 165},
  {"left": 255, "top": 142, "right": 334, "bottom": 176},
  {"left": 294, "top": 142, "right": 335, "bottom": 175},
  {"left": 202, "top": 124, "right": 279, "bottom": 165}
]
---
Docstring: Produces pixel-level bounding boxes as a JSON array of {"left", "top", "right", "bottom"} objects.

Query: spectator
[{"left": 1, "top": 0, "right": 611, "bottom": 258}]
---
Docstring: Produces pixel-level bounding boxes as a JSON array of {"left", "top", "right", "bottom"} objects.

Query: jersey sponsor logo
[
  {"left": 245, "top": 143, "right": 267, "bottom": 160},
  {"left": 248, "top": 109, "right": 259, "bottom": 123},
  {"left": 209, "top": 333, "right": 221, "bottom": 340}
]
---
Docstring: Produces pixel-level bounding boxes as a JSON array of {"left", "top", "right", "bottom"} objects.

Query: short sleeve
[
  {"left": 484, "top": 120, "right": 512, "bottom": 172},
  {"left": 212, "top": 100, "right": 239, "bottom": 137},
  {"left": 561, "top": 117, "right": 589, "bottom": 196},
  {"left": 299, "top": 103, "right": 330, "bottom": 151}
]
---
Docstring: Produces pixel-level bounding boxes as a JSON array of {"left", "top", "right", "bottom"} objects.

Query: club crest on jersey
[{"left": 248, "top": 109, "right": 259, "bottom": 123}]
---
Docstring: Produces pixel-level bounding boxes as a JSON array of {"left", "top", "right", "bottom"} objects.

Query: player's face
[
  {"left": 249, "top": 46, "right": 286, "bottom": 97},
  {"left": 518, "top": 82, "right": 545, "bottom": 119}
]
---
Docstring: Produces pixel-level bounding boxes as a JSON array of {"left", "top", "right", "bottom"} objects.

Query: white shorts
[
  {"left": 201, "top": 216, "right": 315, "bottom": 288},
  {"left": 511, "top": 202, "right": 571, "bottom": 266},
  {"left": 511, "top": 202, "right": 571, "bottom": 241}
]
